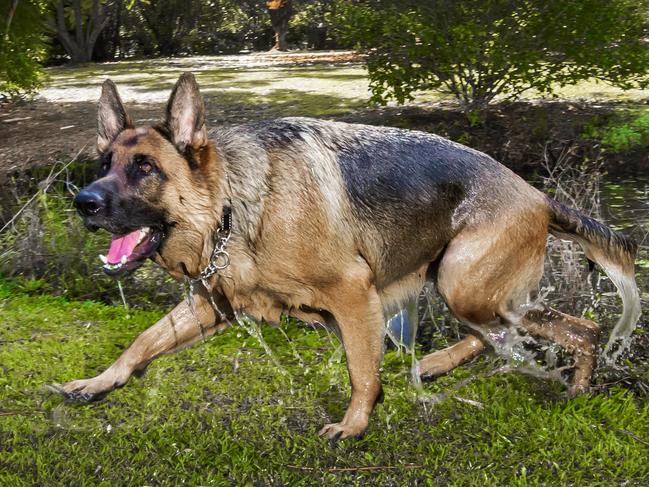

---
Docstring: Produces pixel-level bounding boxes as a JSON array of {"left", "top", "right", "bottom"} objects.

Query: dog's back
[{"left": 215, "top": 117, "right": 541, "bottom": 285}]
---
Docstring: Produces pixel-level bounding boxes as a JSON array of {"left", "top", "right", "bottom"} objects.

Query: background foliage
[
  {"left": 0, "top": 0, "right": 49, "bottom": 97},
  {"left": 334, "top": 0, "right": 649, "bottom": 113},
  {"left": 1, "top": 0, "right": 346, "bottom": 96},
  {"left": 3, "top": 0, "right": 649, "bottom": 105}
]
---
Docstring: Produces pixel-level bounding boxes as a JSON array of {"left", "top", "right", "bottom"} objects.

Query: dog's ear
[
  {"left": 164, "top": 73, "right": 208, "bottom": 151},
  {"left": 97, "top": 79, "right": 132, "bottom": 153}
]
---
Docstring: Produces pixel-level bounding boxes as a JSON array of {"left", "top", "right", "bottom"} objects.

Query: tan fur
[{"left": 437, "top": 192, "right": 548, "bottom": 325}]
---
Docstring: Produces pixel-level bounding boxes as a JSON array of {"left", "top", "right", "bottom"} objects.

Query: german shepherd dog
[{"left": 60, "top": 73, "right": 641, "bottom": 440}]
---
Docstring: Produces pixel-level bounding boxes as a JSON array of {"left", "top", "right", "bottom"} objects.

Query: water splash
[
  {"left": 183, "top": 277, "right": 207, "bottom": 342},
  {"left": 473, "top": 323, "right": 569, "bottom": 386},
  {"left": 233, "top": 311, "right": 289, "bottom": 377},
  {"left": 116, "top": 280, "right": 128, "bottom": 309},
  {"left": 276, "top": 318, "right": 305, "bottom": 367},
  {"left": 183, "top": 278, "right": 288, "bottom": 379}
]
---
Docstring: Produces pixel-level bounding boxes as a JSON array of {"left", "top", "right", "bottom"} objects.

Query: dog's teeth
[
  {"left": 99, "top": 254, "right": 107, "bottom": 264},
  {"left": 137, "top": 227, "right": 150, "bottom": 245},
  {"left": 121, "top": 255, "right": 128, "bottom": 265}
]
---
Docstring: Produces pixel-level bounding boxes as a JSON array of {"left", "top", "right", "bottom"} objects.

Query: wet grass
[{"left": 1, "top": 280, "right": 649, "bottom": 485}]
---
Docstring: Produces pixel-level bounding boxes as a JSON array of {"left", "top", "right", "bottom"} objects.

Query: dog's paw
[
  {"left": 46, "top": 378, "right": 113, "bottom": 402},
  {"left": 318, "top": 421, "right": 366, "bottom": 441}
]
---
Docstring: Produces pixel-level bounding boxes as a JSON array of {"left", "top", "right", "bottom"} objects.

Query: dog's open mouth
[{"left": 100, "top": 227, "right": 162, "bottom": 277}]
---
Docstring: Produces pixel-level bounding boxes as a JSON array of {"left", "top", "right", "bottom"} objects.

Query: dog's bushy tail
[{"left": 546, "top": 197, "right": 641, "bottom": 362}]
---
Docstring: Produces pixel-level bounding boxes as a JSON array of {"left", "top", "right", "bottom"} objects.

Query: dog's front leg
[
  {"left": 55, "top": 286, "right": 229, "bottom": 401},
  {"left": 319, "top": 284, "right": 385, "bottom": 440}
]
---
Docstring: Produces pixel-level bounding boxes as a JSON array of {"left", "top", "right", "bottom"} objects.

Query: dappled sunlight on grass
[{"left": 41, "top": 55, "right": 371, "bottom": 118}]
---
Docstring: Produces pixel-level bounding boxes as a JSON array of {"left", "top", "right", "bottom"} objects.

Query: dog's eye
[
  {"left": 98, "top": 152, "right": 112, "bottom": 177},
  {"left": 134, "top": 154, "right": 154, "bottom": 175}
]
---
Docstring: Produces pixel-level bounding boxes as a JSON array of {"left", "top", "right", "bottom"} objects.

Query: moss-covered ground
[{"left": 1, "top": 280, "right": 648, "bottom": 485}]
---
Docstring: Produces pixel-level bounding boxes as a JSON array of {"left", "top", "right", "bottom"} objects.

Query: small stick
[
  {"left": 616, "top": 429, "right": 649, "bottom": 447},
  {"left": 285, "top": 464, "right": 423, "bottom": 472},
  {"left": 0, "top": 409, "right": 43, "bottom": 417}
]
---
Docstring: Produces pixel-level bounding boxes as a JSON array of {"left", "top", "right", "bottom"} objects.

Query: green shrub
[
  {"left": 334, "top": 0, "right": 649, "bottom": 113},
  {"left": 585, "top": 112, "right": 649, "bottom": 152},
  {"left": 0, "top": 0, "right": 49, "bottom": 98}
]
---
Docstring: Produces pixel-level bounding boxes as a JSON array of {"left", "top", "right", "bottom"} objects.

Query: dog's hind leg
[
  {"left": 318, "top": 273, "right": 385, "bottom": 440},
  {"left": 418, "top": 335, "right": 486, "bottom": 378},
  {"left": 54, "top": 285, "right": 230, "bottom": 401},
  {"left": 520, "top": 308, "right": 600, "bottom": 397},
  {"left": 431, "top": 199, "right": 553, "bottom": 372},
  {"left": 433, "top": 198, "right": 602, "bottom": 395}
]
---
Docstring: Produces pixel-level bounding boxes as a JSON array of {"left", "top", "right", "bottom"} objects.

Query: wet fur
[{"left": 62, "top": 74, "right": 640, "bottom": 439}]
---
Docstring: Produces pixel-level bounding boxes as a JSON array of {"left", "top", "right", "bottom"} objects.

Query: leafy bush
[
  {"left": 0, "top": 0, "right": 49, "bottom": 97},
  {"left": 584, "top": 112, "right": 649, "bottom": 152},
  {"left": 334, "top": 0, "right": 649, "bottom": 113},
  {"left": 289, "top": 0, "right": 339, "bottom": 50}
]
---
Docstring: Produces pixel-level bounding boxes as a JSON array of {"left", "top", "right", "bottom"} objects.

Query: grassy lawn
[
  {"left": 1, "top": 281, "right": 648, "bottom": 485},
  {"left": 41, "top": 55, "right": 372, "bottom": 117}
]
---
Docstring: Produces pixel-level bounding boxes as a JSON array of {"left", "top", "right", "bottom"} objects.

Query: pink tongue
[{"left": 107, "top": 229, "right": 141, "bottom": 264}]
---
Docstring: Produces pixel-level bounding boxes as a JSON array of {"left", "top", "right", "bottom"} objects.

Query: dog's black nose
[{"left": 74, "top": 187, "right": 106, "bottom": 217}]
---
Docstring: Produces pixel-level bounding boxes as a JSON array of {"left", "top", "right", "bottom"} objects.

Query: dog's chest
[{"left": 214, "top": 249, "right": 306, "bottom": 325}]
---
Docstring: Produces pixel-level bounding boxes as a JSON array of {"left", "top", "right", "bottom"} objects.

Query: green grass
[{"left": 1, "top": 280, "right": 648, "bottom": 485}]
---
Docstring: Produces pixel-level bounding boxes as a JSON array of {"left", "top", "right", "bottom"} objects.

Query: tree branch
[{"left": 55, "top": 0, "right": 76, "bottom": 55}]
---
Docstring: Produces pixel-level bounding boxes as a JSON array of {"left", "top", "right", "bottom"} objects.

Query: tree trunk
[
  {"left": 55, "top": 0, "right": 108, "bottom": 64},
  {"left": 6, "top": 0, "right": 19, "bottom": 33},
  {"left": 113, "top": 0, "right": 123, "bottom": 58},
  {"left": 266, "top": 0, "right": 292, "bottom": 51}
]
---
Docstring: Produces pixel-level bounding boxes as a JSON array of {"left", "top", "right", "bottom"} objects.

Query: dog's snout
[{"left": 74, "top": 187, "right": 107, "bottom": 217}]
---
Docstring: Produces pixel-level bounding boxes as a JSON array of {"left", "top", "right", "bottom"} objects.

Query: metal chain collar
[{"left": 196, "top": 206, "right": 232, "bottom": 281}]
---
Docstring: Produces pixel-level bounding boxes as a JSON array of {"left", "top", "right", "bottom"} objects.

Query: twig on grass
[
  {"left": 616, "top": 429, "right": 649, "bottom": 447},
  {"left": 0, "top": 409, "right": 44, "bottom": 417},
  {"left": 285, "top": 464, "right": 423, "bottom": 472}
]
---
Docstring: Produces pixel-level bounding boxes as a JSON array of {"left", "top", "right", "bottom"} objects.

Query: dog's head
[{"left": 74, "top": 73, "right": 219, "bottom": 278}]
